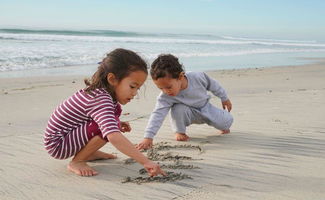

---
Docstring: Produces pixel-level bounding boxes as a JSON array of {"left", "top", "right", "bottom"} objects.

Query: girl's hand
[
  {"left": 222, "top": 99, "right": 232, "bottom": 112},
  {"left": 120, "top": 121, "right": 131, "bottom": 133},
  {"left": 143, "top": 161, "right": 166, "bottom": 177},
  {"left": 135, "top": 138, "right": 153, "bottom": 150}
]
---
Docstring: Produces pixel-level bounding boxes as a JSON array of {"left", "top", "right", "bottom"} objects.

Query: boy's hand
[
  {"left": 222, "top": 99, "right": 232, "bottom": 112},
  {"left": 143, "top": 161, "right": 166, "bottom": 177},
  {"left": 135, "top": 138, "right": 153, "bottom": 150},
  {"left": 120, "top": 122, "right": 131, "bottom": 133}
]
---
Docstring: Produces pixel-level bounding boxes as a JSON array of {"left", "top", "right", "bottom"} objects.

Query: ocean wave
[
  {"left": 221, "top": 36, "right": 317, "bottom": 43},
  {"left": 1, "top": 33, "right": 325, "bottom": 48},
  {"left": 0, "top": 55, "right": 99, "bottom": 72},
  {"left": 0, "top": 28, "right": 151, "bottom": 37},
  {"left": 145, "top": 48, "right": 325, "bottom": 58}
]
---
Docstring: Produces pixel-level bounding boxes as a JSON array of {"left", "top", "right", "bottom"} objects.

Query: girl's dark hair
[
  {"left": 84, "top": 48, "right": 147, "bottom": 99},
  {"left": 150, "top": 54, "right": 184, "bottom": 80}
]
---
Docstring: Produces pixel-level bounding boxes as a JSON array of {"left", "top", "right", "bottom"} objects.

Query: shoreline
[{"left": 1, "top": 55, "right": 325, "bottom": 79}]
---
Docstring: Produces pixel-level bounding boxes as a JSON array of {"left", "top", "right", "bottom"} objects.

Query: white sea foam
[
  {"left": 155, "top": 49, "right": 325, "bottom": 58},
  {"left": 1, "top": 33, "right": 325, "bottom": 47},
  {"left": 221, "top": 36, "right": 317, "bottom": 43}
]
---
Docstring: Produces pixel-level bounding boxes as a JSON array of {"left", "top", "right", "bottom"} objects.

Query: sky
[{"left": 1, "top": 0, "right": 325, "bottom": 40}]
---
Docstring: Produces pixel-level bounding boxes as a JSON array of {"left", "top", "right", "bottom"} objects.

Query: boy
[{"left": 136, "top": 54, "right": 233, "bottom": 150}]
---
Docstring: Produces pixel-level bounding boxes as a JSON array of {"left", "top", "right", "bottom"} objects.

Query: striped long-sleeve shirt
[{"left": 44, "top": 88, "right": 121, "bottom": 159}]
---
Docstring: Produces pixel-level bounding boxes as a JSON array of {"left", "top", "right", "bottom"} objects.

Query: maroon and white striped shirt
[{"left": 44, "top": 88, "right": 121, "bottom": 158}]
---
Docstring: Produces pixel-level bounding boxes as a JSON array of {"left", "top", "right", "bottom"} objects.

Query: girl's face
[
  {"left": 110, "top": 70, "right": 147, "bottom": 105},
  {"left": 153, "top": 73, "right": 187, "bottom": 96}
]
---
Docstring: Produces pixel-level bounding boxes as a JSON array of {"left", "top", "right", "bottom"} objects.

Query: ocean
[{"left": 1, "top": 28, "right": 325, "bottom": 77}]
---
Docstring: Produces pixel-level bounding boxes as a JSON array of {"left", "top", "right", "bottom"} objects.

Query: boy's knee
[
  {"left": 171, "top": 104, "right": 191, "bottom": 118},
  {"left": 209, "top": 112, "right": 234, "bottom": 130},
  {"left": 224, "top": 114, "right": 234, "bottom": 130},
  {"left": 171, "top": 103, "right": 190, "bottom": 112},
  {"left": 170, "top": 104, "right": 193, "bottom": 132}
]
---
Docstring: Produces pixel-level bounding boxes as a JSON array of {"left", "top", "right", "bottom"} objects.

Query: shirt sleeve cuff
[{"left": 144, "top": 132, "right": 155, "bottom": 139}]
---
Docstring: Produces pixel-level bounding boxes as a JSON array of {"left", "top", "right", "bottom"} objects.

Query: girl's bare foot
[
  {"left": 221, "top": 130, "right": 230, "bottom": 134},
  {"left": 68, "top": 161, "right": 98, "bottom": 176},
  {"left": 87, "top": 150, "right": 117, "bottom": 161},
  {"left": 175, "top": 133, "right": 190, "bottom": 141}
]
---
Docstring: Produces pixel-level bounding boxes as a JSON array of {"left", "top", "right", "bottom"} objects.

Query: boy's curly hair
[{"left": 150, "top": 54, "right": 184, "bottom": 80}]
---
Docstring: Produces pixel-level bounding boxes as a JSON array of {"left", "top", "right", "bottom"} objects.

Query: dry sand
[{"left": 0, "top": 62, "right": 324, "bottom": 200}]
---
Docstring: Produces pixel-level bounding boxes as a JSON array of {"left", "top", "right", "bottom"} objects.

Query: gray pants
[{"left": 170, "top": 103, "right": 233, "bottom": 133}]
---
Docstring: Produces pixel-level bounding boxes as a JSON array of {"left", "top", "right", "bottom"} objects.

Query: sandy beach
[{"left": 1, "top": 62, "right": 325, "bottom": 200}]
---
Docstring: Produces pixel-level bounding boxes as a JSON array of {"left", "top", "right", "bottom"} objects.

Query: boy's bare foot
[
  {"left": 175, "top": 133, "right": 190, "bottom": 141},
  {"left": 87, "top": 150, "right": 117, "bottom": 161},
  {"left": 221, "top": 130, "right": 230, "bottom": 134},
  {"left": 68, "top": 161, "right": 98, "bottom": 176}
]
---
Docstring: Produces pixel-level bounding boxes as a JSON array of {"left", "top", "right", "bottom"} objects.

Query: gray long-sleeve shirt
[{"left": 144, "top": 71, "right": 229, "bottom": 138}]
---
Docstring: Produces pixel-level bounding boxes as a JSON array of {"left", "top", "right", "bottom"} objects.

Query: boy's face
[{"left": 153, "top": 74, "right": 185, "bottom": 96}]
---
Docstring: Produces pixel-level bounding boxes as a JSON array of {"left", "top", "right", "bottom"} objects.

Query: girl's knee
[{"left": 86, "top": 121, "right": 107, "bottom": 141}]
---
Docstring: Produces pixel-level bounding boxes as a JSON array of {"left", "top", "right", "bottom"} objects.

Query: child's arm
[
  {"left": 202, "top": 72, "right": 232, "bottom": 111},
  {"left": 107, "top": 131, "right": 166, "bottom": 176},
  {"left": 137, "top": 96, "right": 172, "bottom": 150},
  {"left": 202, "top": 72, "right": 228, "bottom": 101}
]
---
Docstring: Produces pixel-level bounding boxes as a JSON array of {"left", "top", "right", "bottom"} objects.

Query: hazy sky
[{"left": 1, "top": 0, "right": 324, "bottom": 39}]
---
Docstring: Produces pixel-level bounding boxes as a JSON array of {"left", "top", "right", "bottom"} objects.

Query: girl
[
  {"left": 44, "top": 48, "right": 165, "bottom": 177},
  {"left": 136, "top": 54, "right": 233, "bottom": 150}
]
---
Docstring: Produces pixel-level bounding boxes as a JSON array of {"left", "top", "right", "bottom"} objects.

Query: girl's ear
[{"left": 107, "top": 73, "right": 117, "bottom": 86}]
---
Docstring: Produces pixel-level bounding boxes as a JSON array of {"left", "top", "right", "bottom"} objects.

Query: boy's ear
[
  {"left": 179, "top": 72, "right": 185, "bottom": 80},
  {"left": 107, "top": 73, "right": 117, "bottom": 86}
]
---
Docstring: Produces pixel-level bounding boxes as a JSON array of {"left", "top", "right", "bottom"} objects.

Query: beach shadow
[{"left": 189, "top": 131, "right": 325, "bottom": 158}]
